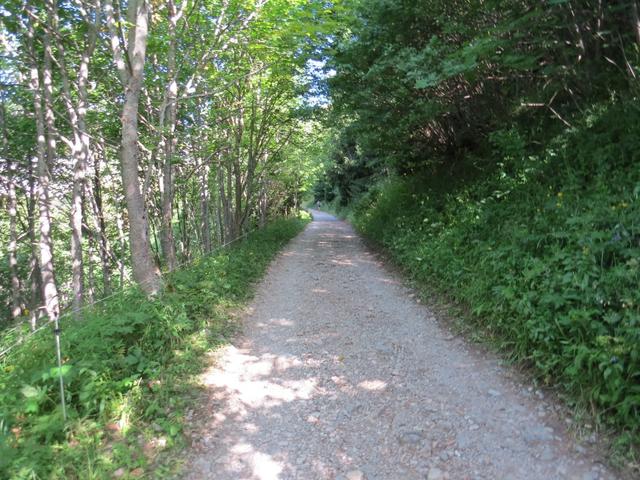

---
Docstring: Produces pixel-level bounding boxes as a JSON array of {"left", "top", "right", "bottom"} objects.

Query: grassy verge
[
  {"left": 345, "top": 103, "right": 639, "bottom": 468},
  {"left": 0, "top": 214, "right": 310, "bottom": 479}
]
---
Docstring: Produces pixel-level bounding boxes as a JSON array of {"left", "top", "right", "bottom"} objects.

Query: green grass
[
  {"left": 0, "top": 214, "right": 310, "bottom": 479},
  {"left": 347, "top": 102, "right": 640, "bottom": 464}
]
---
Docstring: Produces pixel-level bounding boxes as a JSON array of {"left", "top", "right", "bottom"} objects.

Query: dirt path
[{"left": 185, "top": 210, "right": 615, "bottom": 480}]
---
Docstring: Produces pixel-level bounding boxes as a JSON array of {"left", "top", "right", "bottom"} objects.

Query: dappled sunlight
[
  {"left": 273, "top": 354, "right": 303, "bottom": 372},
  {"left": 317, "top": 241, "right": 336, "bottom": 247},
  {"left": 330, "top": 258, "right": 356, "bottom": 267},
  {"left": 203, "top": 350, "right": 317, "bottom": 411},
  {"left": 374, "top": 276, "right": 401, "bottom": 285},
  {"left": 281, "top": 250, "right": 313, "bottom": 259},
  {"left": 357, "top": 379, "right": 388, "bottom": 391},
  {"left": 220, "top": 443, "right": 286, "bottom": 480},
  {"left": 191, "top": 331, "right": 395, "bottom": 478},
  {"left": 251, "top": 451, "right": 285, "bottom": 480},
  {"left": 255, "top": 318, "right": 295, "bottom": 328}
]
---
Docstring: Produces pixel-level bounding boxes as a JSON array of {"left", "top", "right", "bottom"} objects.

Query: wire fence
[{"left": 0, "top": 227, "right": 256, "bottom": 421}]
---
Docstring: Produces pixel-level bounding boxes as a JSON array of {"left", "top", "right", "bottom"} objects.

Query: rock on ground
[{"left": 184, "top": 210, "right": 616, "bottom": 480}]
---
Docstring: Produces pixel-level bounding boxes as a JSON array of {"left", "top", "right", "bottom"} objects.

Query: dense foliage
[
  {"left": 315, "top": 0, "right": 640, "bottom": 461},
  {"left": 0, "top": 215, "right": 309, "bottom": 479},
  {"left": 326, "top": 0, "right": 638, "bottom": 173},
  {"left": 0, "top": 0, "right": 330, "bottom": 321}
]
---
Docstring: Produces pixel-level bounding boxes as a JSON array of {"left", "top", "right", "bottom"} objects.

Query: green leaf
[
  {"left": 49, "top": 365, "right": 73, "bottom": 378},
  {"left": 21, "top": 385, "right": 39, "bottom": 398}
]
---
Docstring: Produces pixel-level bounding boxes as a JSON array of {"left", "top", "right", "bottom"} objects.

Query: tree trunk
[
  {"left": 160, "top": 154, "right": 177, "bottom": 270},
  {"left": 180, "top": 188, "right": 190, "bottom": 260},
  {"left": 69, "top": 142, "right": 86, "bottom": 317},
  {"left": 159, "top": 0, "right": 181, "bottom": 271},
  {"left": 200, "top": 161, "right": 212, "bottom": 254},
  {"left": 4, "top": 113, "right": 22, "bottom": 320},
  {"left": 63, "top": 0, "right": 101, "bottom": 313},
  {"left": 90, "top": 145, "right": 112, "bottom": 295},
  {"left": 86, "top": 241, "right": 96, "bottom": 304},
  {"left": 27, "top": 161, "right": 42, "bottom": 330},
  {"left": 216, "top": 163, "right": 225, "bottom": 244},
  {"left": 632, "top": 1, "right": 640, "bottom": 45},
  {"left": 41, "top": 14, "right": 57, "bottom": 174},
  {"left": 225, "top": 160, "right": 235, "bottom": 239},
  {"left": 8, "top": 166, "right": 21, "bottom": 320},
  {"left": 50, "top": 0, "right": 86, "bottom": 317},
  {"left": 106, "top": 0, "right": 161, "bottom": 295},
  {"left": 116, "top": 212, "right": 127, "bottom": 288},
  {"left": 28, "top": 21, "right": 60, "bottom": 324},
  {"left": 233, "top": 112, "right": 245, "bottom": 238},
  {"left": 259, "top": 181, "right": 268, "bottom": 228}
]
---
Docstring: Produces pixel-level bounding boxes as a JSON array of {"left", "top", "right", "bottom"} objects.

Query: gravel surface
[{"left": 185, "top": 210, "right": 616, "bottom": 480}]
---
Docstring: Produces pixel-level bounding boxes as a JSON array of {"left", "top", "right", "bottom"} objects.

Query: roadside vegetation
[
  {"left": 313, "top": 0, "right": 640, "bottom": 467},
  {"left": 0, "top": 215, "right": 309, "bottom": 479}
]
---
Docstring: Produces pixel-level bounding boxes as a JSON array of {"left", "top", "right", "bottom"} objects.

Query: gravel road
[{"left": 185, "top": 210, "right": 615, "bottom": 480}]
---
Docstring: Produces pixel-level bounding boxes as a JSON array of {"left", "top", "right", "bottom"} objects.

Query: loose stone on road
[{"left": 185, "top": 210, "right": 615, "bottom": 480}]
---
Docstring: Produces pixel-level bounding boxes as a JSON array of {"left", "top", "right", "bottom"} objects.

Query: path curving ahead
[{"left": 185, "top": 211, "right": 615, "bottom": 480}]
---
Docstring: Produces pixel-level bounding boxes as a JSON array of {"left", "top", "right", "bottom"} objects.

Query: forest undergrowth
[{"left": 0, "top": 214, "right": 310, "bottom": 480}]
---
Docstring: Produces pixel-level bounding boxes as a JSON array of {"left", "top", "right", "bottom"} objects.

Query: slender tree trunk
[
  {"left": 216, "top": 163, "right": 225, "bottom": 244},
  {"left": 5, "top": 155, "right": 22, "bottom": 320},
  {"left": 160, "top": 152, "right": 177, "bottom": 270},
  {"left": 2, "top": 102, "right": 21, "bottom": 320},
  {"left": 116, "top": 212, "right": 127, "bottom": 287},
  {"left": 90, "top": 146, "right": 112, "bottom": 295},
  {"left": 159, "top": 0, "right": 181, "bottom": 271},
  {"left": 69, "top": 145, "right": 86, "bottom": 316},
  {"left": 200, "top": 161, "right": 212, "bottom": 253},
  {"left": 86, "top": 241, "right": 96, "bottom": 304},
  {"left": 50, "top": 0, "right": 86, "bottom": 317},
  {"left": 28, "top": 22, "right": 60, "bottom": 324},
  {"left": 105, "top": 0, "right": 161, "bottom": 295},
  {"left": 632, "top": 1, "right": 640, "bottom": 45},
  {"left": 27, "top": 161, "right": 42, "bottom": 330},
  {"left": 225, "top": 160, "right": 234, "bottom": 238},
  {"left": 259, "top": 182, "right": 268, "bottom": 228},
  {"left": 41, "top": 14, "right": 57, "bottom": 173},
  {"left": 62, "top": 0, "right": 100, "bottom": 314},
  {"left": 180, "top": 188, "right": 190, "bottom": 260},
  {"left": 232, "top": 111, "right": 245, "bottom": 238}
]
